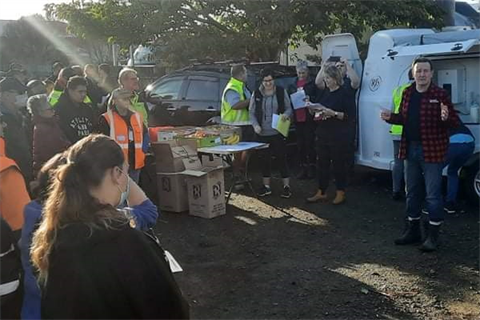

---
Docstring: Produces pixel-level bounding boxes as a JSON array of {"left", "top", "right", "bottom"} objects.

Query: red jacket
[
  {"left": 32, "top": 115, "right": 71, "bottom": 175},
  {"left": 388, "top": 83, "right": 459, "bottom": 163}
]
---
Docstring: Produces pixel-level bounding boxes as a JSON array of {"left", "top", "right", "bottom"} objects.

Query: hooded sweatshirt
[
  {"left": 41, "top": 220, "right": 189, "bottom": 319},
  {"left": 55, "top": 93, "right": 94, "bottom": 144}
]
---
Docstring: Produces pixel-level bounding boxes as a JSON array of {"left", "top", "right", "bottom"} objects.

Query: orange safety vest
[
  {"left": 102, "top": 109, "right": 145, "bottom": 170},
  {"left": 0, "top": 138, "right": 29, "bottom": 230}
]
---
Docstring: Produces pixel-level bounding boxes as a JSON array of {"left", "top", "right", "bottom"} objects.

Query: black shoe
[
  {"left": 419, "top": 224, "right": 440, "bottom": 252},
  {"left": 444, "top": 202, "right": 457, "bottom": 214},
  {"left": 392, "top": 192, "right": 404, "bottom": 201},
  {"left": 281, "top": 186, "right": 292, "bottom": 199},
  {"left": 421, "top": 208, "right": 429, "bottom": 215},
  {"left": 394, "top": 220, "right": 421, "bottom": 245},
  {"left": 257, "top": 185, "right": 272, "bottom": 197}
]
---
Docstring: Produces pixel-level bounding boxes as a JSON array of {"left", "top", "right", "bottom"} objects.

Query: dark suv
[{"left": 145, "top": 63, "right": 298, "bottom": 127}]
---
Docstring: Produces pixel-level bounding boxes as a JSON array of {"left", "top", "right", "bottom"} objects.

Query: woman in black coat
[{"left": 31, "top": 134, "right": 189, "bottom": 319}]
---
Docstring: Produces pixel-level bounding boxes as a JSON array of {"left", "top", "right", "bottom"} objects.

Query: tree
[
  {"left": 0, "top": 15, "right": 68, "bottom": 71},
  {"left": 46, "top": 0, "right": 445, "bottom": 67}
]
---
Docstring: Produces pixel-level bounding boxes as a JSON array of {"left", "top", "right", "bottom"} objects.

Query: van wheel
[{"left": 464, "top": 160, "right": 480, "bottom": 206}]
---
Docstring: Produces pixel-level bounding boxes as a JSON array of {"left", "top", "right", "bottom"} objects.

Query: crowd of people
[
  {"left": 0, "top": 62, "right": 188, "bottom": 319},
  {"left": 0, "top": 55, "right": 474, "bottom": 319}
]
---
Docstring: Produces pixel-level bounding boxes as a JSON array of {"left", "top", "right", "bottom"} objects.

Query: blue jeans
[
  {"left": 405, "top": 142, "right": 444, "bottom": 223},
  {"left": 444, "top": 142, "right": 475, "bottom": 203},
  {"left": 392, "top": 139, "right": 405, "bottom": 193}
]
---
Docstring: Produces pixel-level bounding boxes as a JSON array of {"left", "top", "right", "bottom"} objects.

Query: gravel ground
[{"left": 154, "top": 165, "right": 479, "bottom": 320}]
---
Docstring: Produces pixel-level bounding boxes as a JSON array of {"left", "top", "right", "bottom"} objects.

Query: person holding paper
[
  {"left": 249, "top": 68, "right": 293, "bottom": 199},
  {"left": 307, "top": 65, "right": 355, "bottom": 205},
  {"left": 287, "top": 60, "right": 323, "bottom": 180}
]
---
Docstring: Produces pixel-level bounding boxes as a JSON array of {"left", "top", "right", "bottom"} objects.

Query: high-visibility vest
[
  {"left": 102, "top": 109, "right": 145, "bottom": 170},
  {"left": 49, "top": 89, "right": 92, "bottom": 108},
  {"left": 390, "top": 83, "right": 411, "bottom": 136},
  {"left": 221, "top": 78, "right": 250, "bottom": 125},
  {"left": 0, "top": 138, "right": 28, "bottom": 231},
  {"left": 131, "top": 93, "right": 148, "bottom": 126}
]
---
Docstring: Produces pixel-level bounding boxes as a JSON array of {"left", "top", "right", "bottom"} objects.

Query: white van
[{"left": 321, "top": 28, "right": 480, "bottom": 203}]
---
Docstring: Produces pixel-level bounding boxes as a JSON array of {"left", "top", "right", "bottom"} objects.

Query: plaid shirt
[{"left": 388, "top": 83, "right": 459, "bottom": 163}]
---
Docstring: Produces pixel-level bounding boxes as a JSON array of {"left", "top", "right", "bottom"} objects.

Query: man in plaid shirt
[{"left": 381, "top": 57, "right": 459, "bottom": 252}]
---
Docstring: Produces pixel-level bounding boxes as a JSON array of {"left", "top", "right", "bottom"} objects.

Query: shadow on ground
[{"left": 154, "top": 165, "right": 479, "bottom": 320}]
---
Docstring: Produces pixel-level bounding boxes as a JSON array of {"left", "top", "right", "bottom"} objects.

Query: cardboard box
[
  {"left": 156, "top": 126, "right": 196, "bottom": 142},
  {"left": 184, "top": 166, "right": 226, "bottom": 219},
  {"left": 204, "top": 125, "right": 242, "bottom": 144},
  {"left": 176, "top": 135, "right": 222, "bottom": 148},
  {"left": 152, "top": 140, "right": 201, "bottom": 173},
  {"left": 157, "top": 173, "right": 189, "bottom": 213}
]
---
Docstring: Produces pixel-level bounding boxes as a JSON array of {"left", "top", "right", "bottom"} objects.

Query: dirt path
[{"left": 155, "top": 167, "right": 479, "bottom": 320}]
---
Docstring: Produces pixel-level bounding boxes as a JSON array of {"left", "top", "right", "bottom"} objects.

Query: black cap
[{"left": 0, "top": 77, "right": 27, "bottom": 93}]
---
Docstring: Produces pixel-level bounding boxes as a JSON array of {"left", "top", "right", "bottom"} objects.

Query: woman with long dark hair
[{"left": 31, "top": 134, "right": 188, "bottom": 319}]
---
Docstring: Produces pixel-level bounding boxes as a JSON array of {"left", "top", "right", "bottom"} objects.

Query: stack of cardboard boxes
[{"left": 152, "top": 139, "right": 226, "bottom": 219}]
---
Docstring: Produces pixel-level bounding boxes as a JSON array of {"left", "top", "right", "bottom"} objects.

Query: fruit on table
[{"left": 222, "top": 133, "right": 240, "bottom": 145}]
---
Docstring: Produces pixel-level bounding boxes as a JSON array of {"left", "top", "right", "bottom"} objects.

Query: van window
[
  {"left": 150, "top": 78, "right": 183, "bottom": 100},
  {"left": 186, "top": 79, "right": 219, "bottom": 101}
]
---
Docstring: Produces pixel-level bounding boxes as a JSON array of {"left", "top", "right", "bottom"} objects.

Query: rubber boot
[
  {"left": 332, "top": 190, "right": 346, "bottom": 205},
  {"left": 420, "top": 217, "right": 430, "bottom": 242},
  {"left": 394, "top": 220, "right": 421, "bottom": 245},
  {"left": 307, "top": 164, "right": 316, "bottom": 180},
  {"left": 296, "top": 164, "right": 308, "bottom": 180},
  {"left": 419, "top": 224, "right": 440, "bottom": 252},
  {"left": 307, "top": 189, "right": 328, "bottom": 203}
]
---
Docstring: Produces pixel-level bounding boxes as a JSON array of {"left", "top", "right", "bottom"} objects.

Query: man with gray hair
[{"left": 118, "top": 68, "right": 149, "bottom": 125}]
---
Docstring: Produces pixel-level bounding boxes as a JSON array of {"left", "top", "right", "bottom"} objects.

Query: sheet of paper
[
  {"left": 290, "top": 90, "right": 307, "bottom": 110},
  {"left": 165, "top": 250, "right": 183, "bottom": 273},
  {"left": 272, "top": 114, "right": 291, "bottom": 137}
]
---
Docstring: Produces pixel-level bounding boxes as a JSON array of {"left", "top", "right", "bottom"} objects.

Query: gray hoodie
[{"left": 249, "top": 86, "right": 292, "bottom": 136}]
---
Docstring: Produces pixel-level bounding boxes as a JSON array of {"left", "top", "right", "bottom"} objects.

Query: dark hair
[
  {"left": 66, "top": 76, "right": 87, "bottom": 91},
  {"left": 260, "top": 68, "right": 275, "bottom": 80},
  {"left": 412, "top": 57, "right": 433, "bottom": 71},
  {"left": 53, "top": 61, "right": 64, "bottom": 69},
  {"left": 31, "top": 153, "right": 67, "bottom": 203},
  {"left": 31, "top": 134, "right": 126, "bottom": 281},
  {"left": 98, "top": 63, "right": 111, "bottom": 74},
  {"left": 231, "top": 64, "right": 246, "bottom": 78}
]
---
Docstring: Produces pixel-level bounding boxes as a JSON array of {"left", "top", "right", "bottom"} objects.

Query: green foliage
[
  {"left": 0, "top": 15, "right": 68, "bottom": 70},
  {"left": 46, "top": 0, "right": 445, "bottom": 67}
]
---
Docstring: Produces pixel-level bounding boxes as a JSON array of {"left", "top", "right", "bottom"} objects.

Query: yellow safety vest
[
  {"left": 131, "top": 93, "right": 148, "bottom": 126},
  {"left": 390, "top": 83, "right": 411, "bottom": 136},
  {"left": 221, "top": 78, "right": 250, "bottom": 125},
  {"left": 49, "top": 89, "right": 92, "bottom": 108}
]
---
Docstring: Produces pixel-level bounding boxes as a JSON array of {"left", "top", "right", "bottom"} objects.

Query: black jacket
[
  {"left": 41, "top": 221, "right": 189, "bottom": 319},
  {"left": 0, "top": 105, "right": 33, "bottom": 182},
  {"left": 0, "top": 218, "right": 22, "bottom": 320},
  {"left": 56, "top": 93, "right": 94, "bottom": 144}
]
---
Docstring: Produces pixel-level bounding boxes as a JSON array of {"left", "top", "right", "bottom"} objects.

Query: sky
[{"left": 0, "top": 0, "right": 78, "bottom": 20}]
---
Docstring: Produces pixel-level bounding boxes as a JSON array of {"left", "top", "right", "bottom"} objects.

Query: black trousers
[
  {"left": 257, "top": 134, "right": 289, "bottom": 179},
  {"left": 296, "top": 121, "right": 316, "bottom": 165},
  {"left": 317, "top": 142, "right": 349, "bottom": 191}
]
